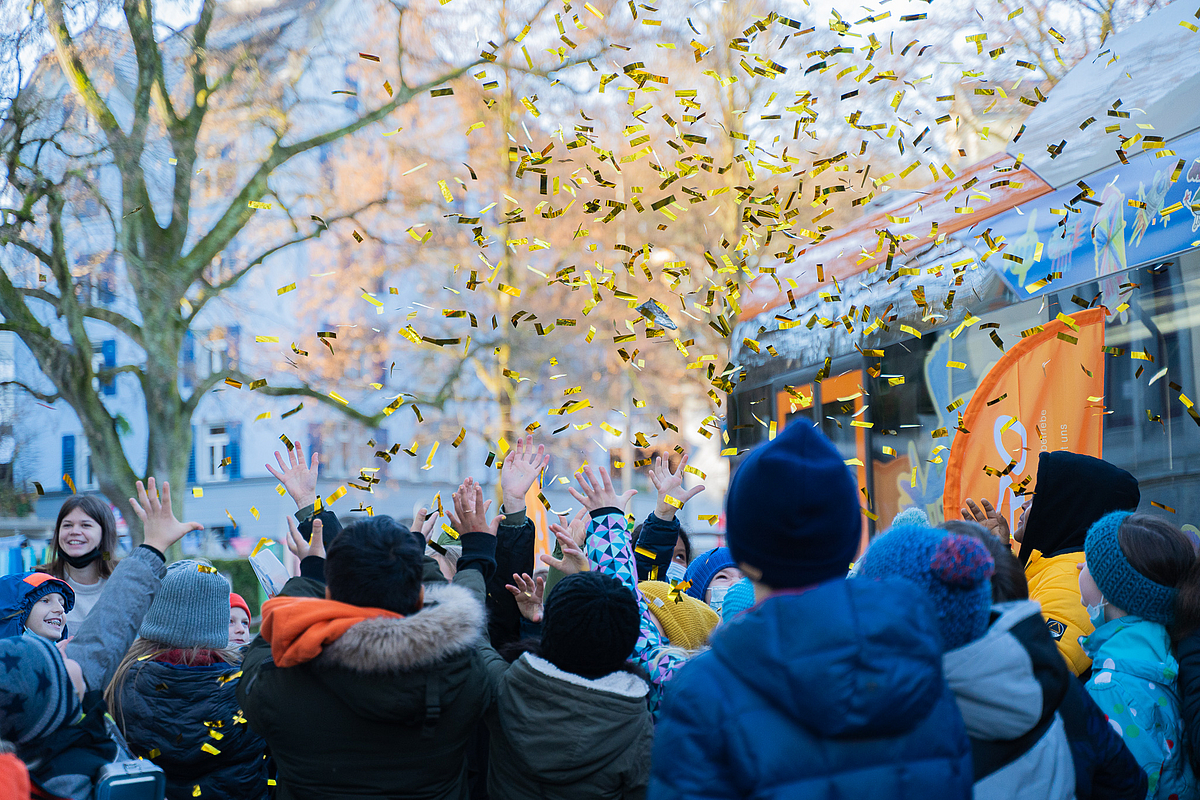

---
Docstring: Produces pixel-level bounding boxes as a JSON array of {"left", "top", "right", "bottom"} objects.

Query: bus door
[{"left": 818, "top": 369, "right": 872, "bottom": 554}]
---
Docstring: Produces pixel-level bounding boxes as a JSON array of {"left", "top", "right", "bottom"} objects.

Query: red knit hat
[{"left": 230, "top": 592, "right": 251, "bottom": 618}]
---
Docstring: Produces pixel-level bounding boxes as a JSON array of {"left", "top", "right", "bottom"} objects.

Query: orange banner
[
  {"left": 943, "top": 307, "right": 1106, "bottom": 532},
  {"left": 527, "top": 476, "right": 551, "bottom": 562}
]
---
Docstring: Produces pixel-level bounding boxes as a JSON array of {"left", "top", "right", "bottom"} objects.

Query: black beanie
[{"left": 540, "top": 572, "right": 640, "bottom": 679}]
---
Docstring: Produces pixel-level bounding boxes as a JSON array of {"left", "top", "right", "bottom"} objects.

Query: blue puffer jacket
[{"left": 649, "top": 577, "right": 973, "bottom": 799}]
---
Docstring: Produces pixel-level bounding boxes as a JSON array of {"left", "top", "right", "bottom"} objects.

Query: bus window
[{"left": 776, "top": 384, "right": 815, "bottom": 430}]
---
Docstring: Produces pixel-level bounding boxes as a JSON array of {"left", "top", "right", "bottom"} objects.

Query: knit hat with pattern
[
  {"left": 139, "top": 560, "right": 231, "bottom": 649},
  {"left": 857, "top": 524, "right": 995, "bottom": 651}
]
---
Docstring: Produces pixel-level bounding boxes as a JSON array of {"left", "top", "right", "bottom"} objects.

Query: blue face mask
[
  {"left": 1087, "top": 599, "right": 1108, "bottom": 630},
  {"left": 707, "top": 586, "right": 729, "bottom": 613},
  {"left": 665, "top": 562, "right": 687, "bottom": 585}
]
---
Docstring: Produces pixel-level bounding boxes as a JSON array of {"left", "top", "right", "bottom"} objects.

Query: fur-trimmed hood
[
  {"left": 284, "top": 583, "right": 489, "bottom": 726},
  {"left": 318, "top": 583, "right": 484, "bottom": 672}
]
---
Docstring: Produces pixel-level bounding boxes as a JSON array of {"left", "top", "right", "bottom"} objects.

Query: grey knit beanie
[{"left": 139, "top": 560, "right": 231, "bottom": 649}]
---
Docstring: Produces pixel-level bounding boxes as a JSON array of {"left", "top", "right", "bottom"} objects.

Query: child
[
  {"left": 229, "top": 593, "right": 252, "bottom": 648},
  {"left": 1, "top": 572, "right": 75, "bottom": 641},
  {"left": 858, "top": 523, "right": 1078, "bottom": 799},
  {"left": 38, "top": 495, "right": 120, "bottom": 628},
  {"left": 1081, "top": 511, "right": 1199, "bottom": 799},
  {"left": 682, "top": 547, "right": 742, "bottom": 613},
  {"left": 492, "top": 571, "right": 653, "bottom": 799},
  {"left": 649, "top": 421, "right": 973, "bottom": 797},
  {"left": 105, "top": 560, "right": 268, "bottom": 800}
]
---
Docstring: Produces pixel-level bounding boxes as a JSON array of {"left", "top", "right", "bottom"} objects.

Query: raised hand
[
  {"left": 500, "top": 435, "right": 549, "bottom": 514},
  {"left": 567, "top": 465, "right": 636, "bottom": 513},
  {"left": 505, "top": 573, "right": 545, "bottom": 623},
  {"left": 266, "top": 441, "right": 320, "bottom": 510},
  {"left": 448, "top": 478, "right": 504, "bottom": 537},
  {"left": 961, "top": 498, "right": 1011, "bottom": 545},
  {"left": 648, "top": 453, "right": 706, "bottom": 521},
  {"left": 412, "top": 504, "right": 440, "bottom": 543},
  {"left": 540, "top": 529, "right": 591, "bottom": 575},
  {"left": 556, "top": 508, "right": 589, "bottom": 549},
  {"left": 286, "top": 516, "right": 326, "bottom": 560},
  {"left": 129, "top": 478, "right": 203, "bottom": 553}
]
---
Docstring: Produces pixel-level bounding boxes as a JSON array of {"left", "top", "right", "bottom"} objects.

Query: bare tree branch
[{"left": 0, "top": 380, "right": 61, "bottom": 404}]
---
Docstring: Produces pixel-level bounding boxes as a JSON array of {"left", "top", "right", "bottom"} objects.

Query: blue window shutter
[
  {"left": 187, "top": 425, "right": 197, "bottom": 483},
  {"left": 61, "top": 435, "right": 75, "bottom": 491},
  {"left": 228, "top": 422, "right": 241, "bottom": 480},
  {"left": 182, "top": 330, "right": 196, "bottom": 389},
  {"left": 100, "top": 340, "right": 116, "bottom": 396}
]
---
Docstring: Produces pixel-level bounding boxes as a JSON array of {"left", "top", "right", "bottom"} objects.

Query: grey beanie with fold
[{"left": 138, "top": 560, "right": 231, "bottom": 649}]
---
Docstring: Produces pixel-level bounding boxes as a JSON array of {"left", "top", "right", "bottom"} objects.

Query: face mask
[
  {"left": 1087, "top": 600, "right": 1108, "bottom": 630},
  {"left": 665, "top": 563, "right": 687, "bottom": 584},
  {"left": 708, "top": 586, "right": 729, "bottom": 613},
  {"left": 62, "top": 549, "right": 102, "bottom": 569}
]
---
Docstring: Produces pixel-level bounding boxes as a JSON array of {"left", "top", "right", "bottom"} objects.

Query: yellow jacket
[{"left": 1025, "top": 549, "right": 1094, "bottom": 676}]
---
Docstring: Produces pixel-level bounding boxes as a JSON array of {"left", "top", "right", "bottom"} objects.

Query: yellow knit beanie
[{"left": 639, "top": 580, "right": 720, "bottom": 650}]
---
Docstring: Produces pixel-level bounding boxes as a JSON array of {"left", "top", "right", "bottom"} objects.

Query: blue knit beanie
[
  {"left": 720, "top": 577, "right": 757, "bottom": 621},
  {"left": 684, "top": 547, "right": 737, "bottom": 600},
  {"left": 1084, "top": 511, "right": 1176, "bottom": 625},
  {"left": 139, "top": 560, "right": 231, "bottom": 649},
  {"left": 857, "top": 525, "right": 995, "bottom": 651},
  {"left": 726, "top": 421, "right": 861, "bottom": 589}
]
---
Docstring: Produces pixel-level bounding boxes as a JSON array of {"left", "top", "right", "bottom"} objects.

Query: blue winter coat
[
  {"left": 648, "top": 577, "right": 974, "bottom": 800},
  {"left": 1084, "top": 616, "right": 1199, "bottom": 800}
]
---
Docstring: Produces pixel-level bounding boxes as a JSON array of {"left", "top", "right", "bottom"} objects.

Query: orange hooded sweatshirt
[{"left": 260, "top": 596, "right": 402, "bottom": 668}]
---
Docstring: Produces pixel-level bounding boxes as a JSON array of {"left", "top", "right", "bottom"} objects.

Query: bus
[{"left": 728, "top": 0, "right": 1200, "bottom": 538}]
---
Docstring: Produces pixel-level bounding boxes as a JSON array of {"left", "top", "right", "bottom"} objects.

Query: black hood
[{"left": 1018, "top": 451, "right": 1139, "bottom": 564}]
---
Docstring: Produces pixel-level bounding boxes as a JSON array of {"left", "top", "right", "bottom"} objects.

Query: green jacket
[
  {"left": 485, "top": 652, "right": 653, "bottom": 800},
  {"left": 238, "top": 558, "right": 497, "bottom": 800}
]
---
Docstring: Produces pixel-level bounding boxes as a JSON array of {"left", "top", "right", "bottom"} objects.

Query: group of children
[{"left": 3, "top": 427, "right": 1200, "bottom": 799}]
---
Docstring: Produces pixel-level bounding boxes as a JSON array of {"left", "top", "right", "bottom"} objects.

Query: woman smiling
[{"left": 38, "top": 495, "right": 119, "bottom": 628}]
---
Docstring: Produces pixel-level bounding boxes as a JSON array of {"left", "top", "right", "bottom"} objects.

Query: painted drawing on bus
[
  {"left": 1092, "top": 181, "right": 1128, "bottom": 311},
  {"left": 1130, "top": 168, "right": 1171, "bottom": 247}
]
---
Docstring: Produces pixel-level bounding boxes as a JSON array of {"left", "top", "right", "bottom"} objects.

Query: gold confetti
[{"left": 192, "top": 487, "right": 203, "bottom": 498}]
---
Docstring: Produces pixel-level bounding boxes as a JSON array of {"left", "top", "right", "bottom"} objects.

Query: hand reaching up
[
  {"left": 505, "top": 573, "right": 545, "bottom": 623},
  {"left": 412, "top": 504, "right": 440, "bottom": 543},
  {"left": 500, "top": 435, "right": 549, "bottom": 514},
  {"left": 286, "top": 517, "right": 326, "bottom": 560},
  {"left": 448, "top": 478, "right": 504, "bottom": 537},
  {"left": 129, "top": 478, "right": 203, "bottom": 553},
  {"left": 961, "top": 498, "right": 1010, "bottom": 545},
  {"left": 266, "top": 442, "right": 319, "bottom": 510},
  {"left": 541, "top": 529, "right": 591, "bottom": 575},
  {"left": 648, "top": 453, "right": 706, "bottom": 521},
  {"left": 567, "top": 466, "right": 636, "bottom": 514}
]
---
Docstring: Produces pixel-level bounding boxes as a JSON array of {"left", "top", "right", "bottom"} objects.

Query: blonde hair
[{"left": 105, "top": 638, "right": 242, "bottom": 736}]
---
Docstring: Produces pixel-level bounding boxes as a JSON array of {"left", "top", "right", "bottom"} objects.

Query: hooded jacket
[
  {"left": 237, "top": 545, "right": 496, "bottom": 800},
  {"left": 114, "top": 658, "right": 267, "bottom": 800},
  {"left": 0, "top": 573, "right": 74, "bottom": 640},
  {"left": 486, "top": 653, "right": 653, "bottom": 800},
  {"left": 1019, "top": 451, "right": 1140, "bottom": 676},
  {"left": 648, "top": 577, "right": 973, "bottom": 800},
  {"left": 943, "top": 600, "right": 1074, "bottom": 799},
  {"left": 1084, "top": 616, "right": 1198, "bottom": 799}
]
